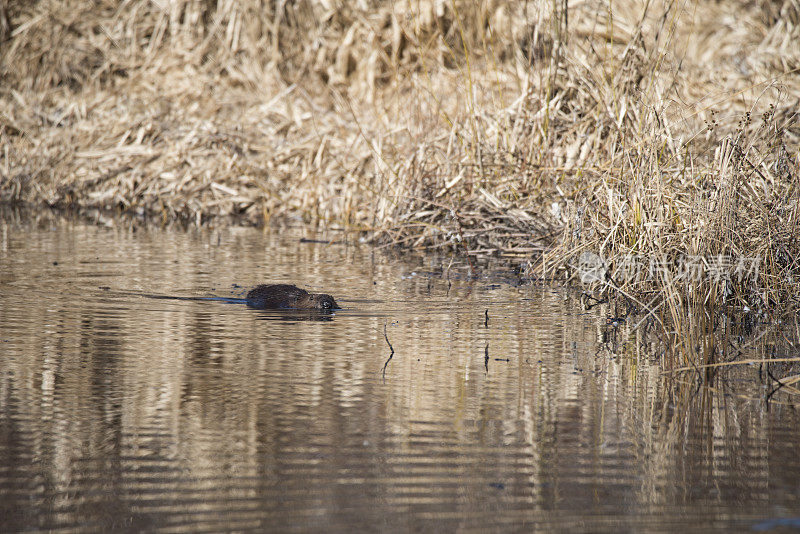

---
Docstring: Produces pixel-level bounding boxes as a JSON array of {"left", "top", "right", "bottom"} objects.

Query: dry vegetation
[{"left": 1, "top": 0, "right": 800, "bottom": 366}]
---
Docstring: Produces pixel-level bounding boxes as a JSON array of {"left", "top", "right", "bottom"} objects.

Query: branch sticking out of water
[
  {"left": 382, "top": 323, "right": 395, "bottom": 377},
  {"left": 766, "top": 368, "right": 787, "bottom": 404},
  {"left": 383, "top": 323, "right": 394, "bottom": 354}
]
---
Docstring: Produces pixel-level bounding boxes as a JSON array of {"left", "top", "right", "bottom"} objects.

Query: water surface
[{"left": 1, "top": 210, "right": 799, "bottom": 532}]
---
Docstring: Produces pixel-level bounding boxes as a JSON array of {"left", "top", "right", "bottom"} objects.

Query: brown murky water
[{"left": 1, "top": 209, "right": 799, "bottom": 532}]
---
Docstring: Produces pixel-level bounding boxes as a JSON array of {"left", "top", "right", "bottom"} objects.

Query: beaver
[{"left": 245, "top": 284, "right": 339, "bottom": 311}]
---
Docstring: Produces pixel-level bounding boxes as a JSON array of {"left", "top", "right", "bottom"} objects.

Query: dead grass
[{"left": 1, "top": 0, "right": 800, "bottom": 368}]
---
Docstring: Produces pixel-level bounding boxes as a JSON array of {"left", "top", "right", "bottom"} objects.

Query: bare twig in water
[
  {"left": 381, "top": 323, "right": 395, "bottom": 377},
  {"left": 765, "top": 368, "right": 788, "bottom": 403},
  {"left": 484, "top": 343, "right": 489, "bottom": 373},
  {"left": 383, "top": 323, "right": 394, "bottom": 353},
  {"left": 485, "top": 308, "right": 489, "bottom": 328}
]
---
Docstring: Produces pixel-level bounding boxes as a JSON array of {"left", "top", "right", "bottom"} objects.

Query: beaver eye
[{"left": 323, "top": 301, "right": 331, "bottom": 309}]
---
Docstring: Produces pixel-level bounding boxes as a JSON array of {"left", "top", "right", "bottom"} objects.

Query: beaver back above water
[{"left": 246, "top": 284, "right": 339, "bottom": 310}]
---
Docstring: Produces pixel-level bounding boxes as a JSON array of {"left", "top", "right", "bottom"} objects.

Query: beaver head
[{"left": 300, "top": 292, "right": 339, "bottom": 310}]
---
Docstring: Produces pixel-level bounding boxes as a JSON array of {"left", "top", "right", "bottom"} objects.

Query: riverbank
[{"left": 2, "top": 1, "right": 799, "bottom": 358}]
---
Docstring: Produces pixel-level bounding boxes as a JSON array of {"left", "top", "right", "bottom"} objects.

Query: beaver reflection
[{"left": 246, "top": 284, "right": 339, "bottom": 311}]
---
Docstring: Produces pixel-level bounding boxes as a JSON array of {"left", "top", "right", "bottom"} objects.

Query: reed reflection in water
[{"left": 1, "top": 210, "right": 799, "bottom": 532}]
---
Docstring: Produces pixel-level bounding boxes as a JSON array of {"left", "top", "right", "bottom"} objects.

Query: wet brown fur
[{"left": 246, "top": 284, "right": 338, "bottom": 310}]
